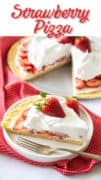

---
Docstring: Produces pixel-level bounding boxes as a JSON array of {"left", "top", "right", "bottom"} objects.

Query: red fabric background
[{"left": 0, "top": 37, "right": 101, "bottom": 176}]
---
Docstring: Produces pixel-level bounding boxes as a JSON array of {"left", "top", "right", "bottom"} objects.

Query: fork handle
[
  {"left": 57, "top": 148, "right": 101, "bottom": 161},
  {"left": 74, "top": 151, "right": 101, "bottom": 161}
]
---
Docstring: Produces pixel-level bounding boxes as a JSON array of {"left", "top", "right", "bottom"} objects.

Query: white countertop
[{"left": 0, "top": 153, "right": 101, "bottom": 180}]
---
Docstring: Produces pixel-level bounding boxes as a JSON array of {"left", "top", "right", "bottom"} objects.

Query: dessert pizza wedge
[
  {"left": 7, "top": 36, "right": 71, "bottom": 80},
  {"left": 7, "top": 36, "right": 101, "bottom": 99},
  {"left": 2, "top": 94, "right": 88, "bottom": 146},
  {"left": 71, "top": 37, "right": 101, "bottom": 99}
]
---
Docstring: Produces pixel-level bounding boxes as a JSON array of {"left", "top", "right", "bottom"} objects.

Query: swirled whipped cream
[
  {"left": 71, "top": 37, "right": 101, "bottom": 81},
  {"left": 24, "top": 96, "right": 88, "bottom": 140},
  {"left": 28, "top": 36, "right": 71, "bottom": 69}
]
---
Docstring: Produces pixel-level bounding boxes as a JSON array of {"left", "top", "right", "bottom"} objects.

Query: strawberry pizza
[
  {"left": 7, "top": 36, "right": 71, "bottom": 80},
  {"left": 7, "top": 36, "right": 101, "bottom": 98},
  {"left": 2, "top": 93, "right": 88, "bottom": 146},
  {"left": 71, "top": 37, "right": 101, "bottom": 98}
]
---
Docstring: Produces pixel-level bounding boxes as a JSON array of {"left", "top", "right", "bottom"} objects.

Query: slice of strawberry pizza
[
  {"left": 71, "top": 36, "right": 101, "bottom": 98},
  {"left": 7, "top": 36, "right": 71, "bottom": 80},
  {"left": 2, "top": 94, "right": 88, "bottom": 146}
]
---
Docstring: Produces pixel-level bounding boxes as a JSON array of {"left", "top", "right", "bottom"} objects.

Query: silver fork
[{"left": 16, "top": 136, "right": 101, "bottom": 161}]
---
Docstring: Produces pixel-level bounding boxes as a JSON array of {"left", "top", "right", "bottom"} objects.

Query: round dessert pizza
[{"left": 7, "top": 36, "right": 101, "bottom": 99}]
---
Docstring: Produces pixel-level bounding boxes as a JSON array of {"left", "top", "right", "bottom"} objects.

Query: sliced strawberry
[
  {"left": 22, "top": 108, "right": 30, "bottom": 119},
  {"left": 21, "top": 49, "right": 28, "bottom": 53},
  {"left": 18, "top": 41, "right": 37, "bottom": 73},
  {"left": 86, "top": 79, "right": 101, "bottom": 88},
  {"left": 22, "top": 40, "right": 31, "bottom": 49},
  {"left": 18, "top": 45, "right": 29, "bottom": 59},
  {"left": 48, "top": 132, "right": 56, "bottom": 136},
  {"left": 58, "top": 36, "right": 74, "bottom": 44},
  {"left": 74, "top": 36, "right": 91, "bottom": 52},
  {"left": 20, "top": 55, "right": 28, "bottom": 59},
  {"left": 66, "top": 98, "right": 80, "bottom": 115},
  {"left": 19, "top": 59, "right": 32, "bottom": 66},
  {"left": 75, "top": 78, "right": 86, "bottom": 90},
  {"left": 19, "top": 52, "right": 28, "bottom": 59},
  {"left": 19, "top": 47, "right": 28, "bottom": 53},
  {"left": 19, "top": 57, "right": 36, "bottom": 73},
  {"left": 23, "top": 65, "right": 36, "bottom": 73}
]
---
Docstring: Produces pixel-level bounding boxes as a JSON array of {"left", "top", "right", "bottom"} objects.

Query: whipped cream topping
[
  {"left": 24, "top": 96, "right": 88, "bottom": 140},
  {"left": 71, "top": 37, "right": 101, "bottom": 81},
  {"left": 28, "top": 36, "right": 71, "bottom": 69}
]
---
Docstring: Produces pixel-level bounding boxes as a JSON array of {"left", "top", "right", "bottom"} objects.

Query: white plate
[{"left": 3, "top": 96, "right": 93, "bottom": 163}]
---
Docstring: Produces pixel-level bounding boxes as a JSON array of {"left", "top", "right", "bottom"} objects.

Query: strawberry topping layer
[
  {"left": 76, "top": 76, "right": 101, "bottom": 90},
  {"left": 18, "top": 40, "right": 37, "bottom": 73}
]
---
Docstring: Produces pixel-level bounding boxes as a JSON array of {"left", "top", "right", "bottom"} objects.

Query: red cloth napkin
[{"left": 0, "top": 37, "right": 101, "bottom": 176}]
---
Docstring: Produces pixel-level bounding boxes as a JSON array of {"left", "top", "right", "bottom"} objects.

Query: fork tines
[{"left": 16, "top": 136, "right": 52, "bottom": 155}]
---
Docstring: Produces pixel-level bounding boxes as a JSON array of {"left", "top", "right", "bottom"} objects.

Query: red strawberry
[
  {"left": 35, "top": 96, "right": 65, "bottom": 118},
  {"left": 19, "top": 47, "right": 28, "bottom": 54},
  {"left": 86, "top": 79, "right": 101, "bottom": 88},
  {"left": 22, "top": 40, "right": 31, "bottom": 49},
  {"left": 18, "top": 45, "right": 29, "bottom": 59},
  {"left": 22, "top": 108, "right": 30, "bottom": 119},
  {"left": 75, "top": 78, "right": 86, "bottom": 90},
  {"left": 58, "top": 36, "right": 74, "bottom": 45},
  {"left": 23, "top": 65, "right": 36, "bottom": 73},
  {"left": 18, "top": 44, "right": 37, "bottom": 73},
  {"left": 18, "top": 50, "right": 28, "bottom": 59},
  {"left": 19, "top": 59, "right": 32, "bottom": 66},
  {"left": 42, "top": 97, "right": 65, "bottom": 118},
  {"left": 66, "top": 98, "right": 80, "bottom": 116},
  {"left": 75, "top": 36, "right": 91, "bottom": 52}
]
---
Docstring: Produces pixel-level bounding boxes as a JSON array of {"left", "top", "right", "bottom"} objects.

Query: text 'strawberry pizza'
[
  {"left": 2, "top": 94, "right": 88, "bottom": 146},
  {"left": 7, "top": 36, "right": 101, "bottom": 98}
]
